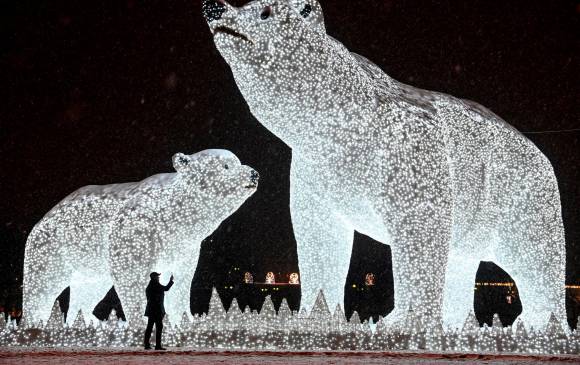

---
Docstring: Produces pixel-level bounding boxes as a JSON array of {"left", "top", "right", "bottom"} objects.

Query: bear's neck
[
  {"left": 162, "top": 186, "right": 222, "bottom": 242},
  {"left": 232, "top": 41, "right": 392, "bottom": 157}
]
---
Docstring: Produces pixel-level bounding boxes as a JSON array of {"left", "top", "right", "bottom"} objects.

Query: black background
[{"left": 1, "top": 0, "right": 579, "bottom": 327}]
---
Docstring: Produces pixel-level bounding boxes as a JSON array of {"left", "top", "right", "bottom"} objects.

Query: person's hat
[{"left": 150, "top": 272, "right": 161, "bottom": 279}]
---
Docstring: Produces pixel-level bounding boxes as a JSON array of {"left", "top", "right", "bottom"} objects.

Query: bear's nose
[
  {"left": 250, "top": 170, "right": 259, "bottom": 184},
  {"left": 202, "top": 0, "right": 226, "bottom": 22}
]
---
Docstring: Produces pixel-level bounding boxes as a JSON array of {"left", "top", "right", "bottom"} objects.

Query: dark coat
[{"left": 144, "top": 279, "right": 174, "bottom": 318}]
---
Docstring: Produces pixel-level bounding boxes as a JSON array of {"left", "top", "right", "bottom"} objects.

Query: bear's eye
[
  {"left": 260, "top": 6, "right": 272, "bottom": 20},
  {"left": 224, "top": 164, "right": 229, "bottom": 170},
  {"left": 300, "top": 4, "right": 312, "bottom": 18}
]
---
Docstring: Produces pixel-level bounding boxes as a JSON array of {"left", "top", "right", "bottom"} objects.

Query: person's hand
[{"left": 170, "top": 274, "right": 174, "bottom": 282}]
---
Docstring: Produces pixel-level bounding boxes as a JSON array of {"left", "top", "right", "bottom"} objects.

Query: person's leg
[
  {"left": 155, "top": 317, "right": 164, "bottom": 349},
  {"left": 143, "top": 317, "right": 154, "bottom": 348}
]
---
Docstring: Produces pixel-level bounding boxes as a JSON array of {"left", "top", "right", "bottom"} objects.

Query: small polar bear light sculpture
[
  {"left": 23, "top": 150, "right": 259, "bottom": 324},
  {"left": 204, "top": 0, "right": 567, "bottom": 328}
]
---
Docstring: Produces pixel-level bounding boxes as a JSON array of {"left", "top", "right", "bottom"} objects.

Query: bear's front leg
[
  {"left": 162, "top": 250, "right": 200, "bottom": 323},
  {"left": 109, "top": 217, "right": 159, "bottom": 326},
  {"left": 386, "top": 201, "right": 452, "bottom": 328},
  {"left": 290, "top": 158, "right": 354, "bottom": 312},
  {"left": 441, "top": 254, "right": 479, "bottom": 329}
]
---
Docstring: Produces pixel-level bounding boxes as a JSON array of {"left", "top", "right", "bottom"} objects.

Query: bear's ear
[
  {"left": 291, "top": 0, "right": 325, "bottom": 32},
  {"left": 172, "top": 153, "right": 192, "bottom": 173}
]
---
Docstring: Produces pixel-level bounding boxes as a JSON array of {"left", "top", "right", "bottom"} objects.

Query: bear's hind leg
[
  {"left": 23, "top": 239, "right": 72, "bottom": 324},
  {"left": 494, "top": 197, "right": 567, "bottom": 329},
  {"left": 495, "top": 240, "right": 566, "bottom": 329}
]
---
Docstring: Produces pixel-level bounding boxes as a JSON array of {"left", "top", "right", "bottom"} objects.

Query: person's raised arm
[{"left": 164, "top": 275, "right": 174, "bottom": 291}]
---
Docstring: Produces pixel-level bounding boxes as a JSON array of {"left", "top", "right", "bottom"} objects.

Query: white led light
[
  {"left": 207, "top": 0, "right": 567, "bottom": 330},
  {"left": 22, "top": 150, "right": 258, "bottom": 325}
]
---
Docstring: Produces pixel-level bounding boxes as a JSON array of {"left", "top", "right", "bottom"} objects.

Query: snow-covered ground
[{"left": 0, "top": 348, "right": 578, "bottom": 365}]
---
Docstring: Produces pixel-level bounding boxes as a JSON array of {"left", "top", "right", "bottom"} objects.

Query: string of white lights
[{"left": 521, "top": 128, "right": 580, "bottom": 134}]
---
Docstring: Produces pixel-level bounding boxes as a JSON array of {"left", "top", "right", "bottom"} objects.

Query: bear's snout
[
  {"left": 203, "top": 0, "right": 226, "bottom": 22},
  {"left": 250, "top": 169, "right": 259, "bottom": 185}
]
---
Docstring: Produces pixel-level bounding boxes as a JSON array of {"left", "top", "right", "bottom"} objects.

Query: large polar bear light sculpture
[
  {"left": 23, "top": 150, "right": 259, "bottom": 324},
  {"left": 204, "top": 0, "right": 566, "bottom": 328}
]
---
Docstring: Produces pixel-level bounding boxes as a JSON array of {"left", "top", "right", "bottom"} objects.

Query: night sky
[{"left": 1, "top": 0, "right": 579, "bottom": 326}]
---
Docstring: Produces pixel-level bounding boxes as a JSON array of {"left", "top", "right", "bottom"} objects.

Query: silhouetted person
[{"left": 144, "top": 272, "right": 174, "bottom": 350}]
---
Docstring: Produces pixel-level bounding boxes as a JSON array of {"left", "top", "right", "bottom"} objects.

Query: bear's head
[
  {"left": 203, "top": 1, "right": 358, "bottom": 148},
  {"left": 172, "top": 149, "right": 259, "bottom": 221},
  {"left": 204, "top": 0, "right": 325, "bottom": 66}
]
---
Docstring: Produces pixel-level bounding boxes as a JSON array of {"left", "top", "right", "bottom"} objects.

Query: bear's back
[
  {"left": 36, "top": 173, "right": 177, "bottom": 232},
  {"left": 38, "top": 182, "right": 137, "bottom": 230}
]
